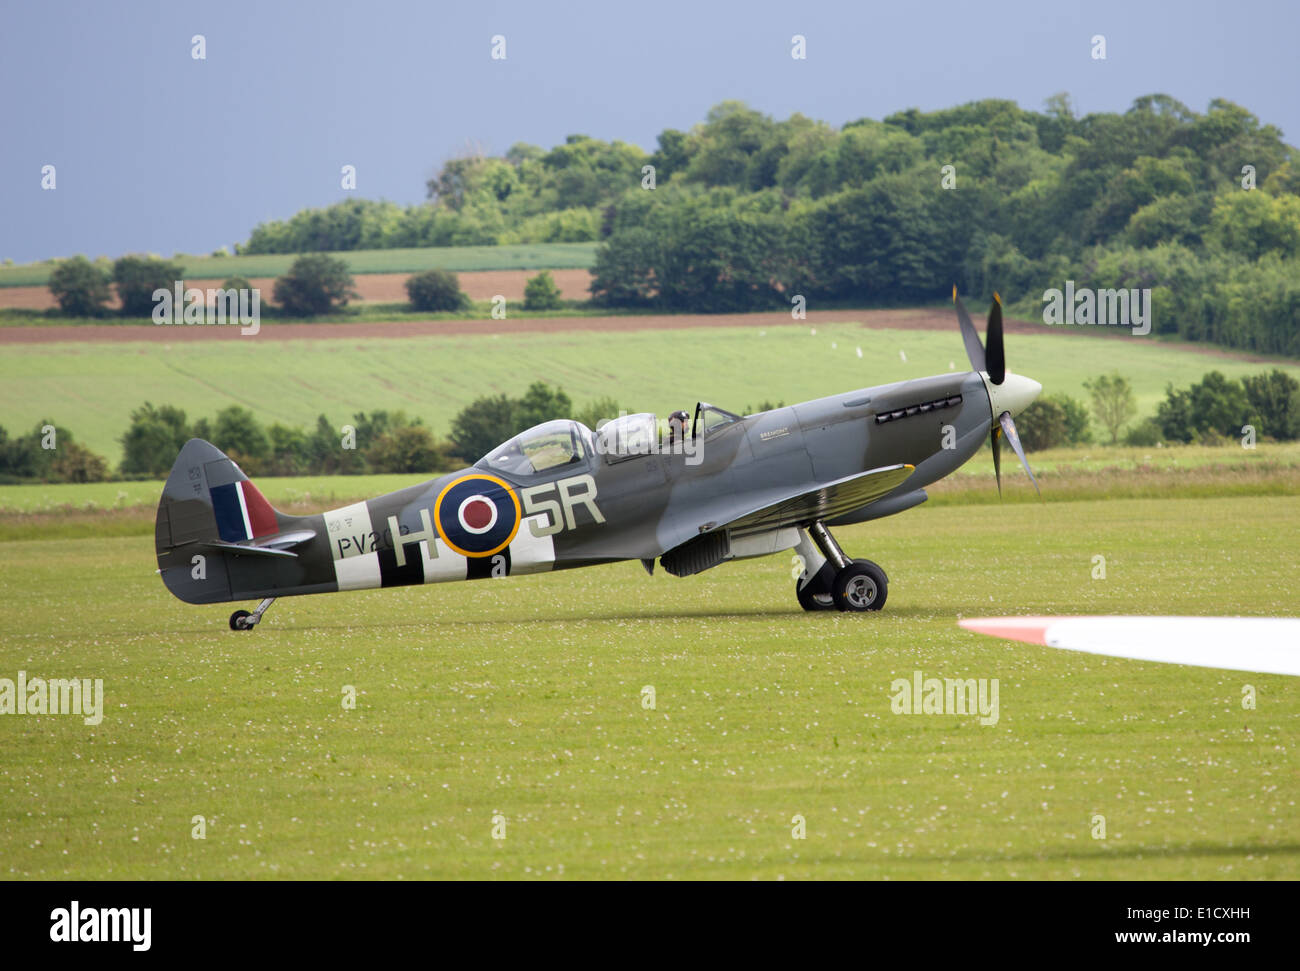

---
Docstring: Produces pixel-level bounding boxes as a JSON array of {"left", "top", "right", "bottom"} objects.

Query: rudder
[{"left": 155, "top": 439, "right": 286, "bottom": 604}]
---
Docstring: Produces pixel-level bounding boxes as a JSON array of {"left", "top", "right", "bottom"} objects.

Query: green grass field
[
  {"left": 0, "top": 242, "right": 600, "bottom": 287},
  {"left": 5, "top": 321, "right": 1299, "bottom": 464},
  {"left": 1, "top": 494, "right": 1296, "bottom": 879}
]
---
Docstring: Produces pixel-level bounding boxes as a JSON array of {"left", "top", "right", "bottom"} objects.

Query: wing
[
  {"left": 710, "top": 464, "right": 914, "bottom": 536},
  {"left": 960, "top": 616, "right": 1300, "bottom": 677}
]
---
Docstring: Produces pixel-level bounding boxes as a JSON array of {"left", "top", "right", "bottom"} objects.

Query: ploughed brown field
[{"left": 0, "top": 268, "right": 595, "bottom": 310}]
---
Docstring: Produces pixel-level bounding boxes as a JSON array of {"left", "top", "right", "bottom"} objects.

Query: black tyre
[
  {"left": 229, "top": 609, "right": 252, "bottom": 631},
  {"left": 795, "top": 579, "right": 836, "bottom": 611},
  {"left": 832, "top": 561, "right": 888, "bottom": 612}
]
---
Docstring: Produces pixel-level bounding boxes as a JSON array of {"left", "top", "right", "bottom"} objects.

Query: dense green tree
[
  {"left": 513, "top": 382, "right": 572, "bottom": 429},
  {"left": 120, "top": 403, "right": 191, "bottom": 477},
  {"left": 0, "top": 422, "right": 106, "bottom": 482},
  {"left": 1206, "top": 191, "right": 1300, "bottom": 260},
  {"left": 47, "top": 256, "right": 111, "bottom": 317},
  {"left": 51, "top": 441, "right": 109, "bottom": 482},
  {"left": 449, "top": 394, "right": 516, "bottom": 463},
  {"left": 448, "top": 384, "right": 573, "bottom": 463},
  {"left": 405, "top": 268, "right": 468, "bottom": 312},
  {"left": 589, "top": 226, "right": 661, "bottom": 305},
  {"left": 230, "top": 96, "right": 1300, "bottom": 356},
  {"left": 212, "top": 406, "right": 270, "bottom": 465},
  {"left": 1241, "top": 369, "right": 1300, "bottom": 440},
  {"left": 306, "top": 414, "right": 365, "bottom": 474},
  {"left": 265, "top": 423, "right": 310, "bottom": 476},
  {"left": 113, "top": 255, "right": 183, "bottom": 317},
  {"left": 365, "top": 425, "right": 452, "bottom": 474},
  {"left": 523, "top": 270, "right": 563, "bottom": 310},
  {"left": 272, "top": 254, "right": 357, "bottom": 316},
  {"left": 1123, "top": 417, "right": 1165, "bottom": 446},
  {"left": 1156, "top": 371, "right": 1258, "bottom": 442}
]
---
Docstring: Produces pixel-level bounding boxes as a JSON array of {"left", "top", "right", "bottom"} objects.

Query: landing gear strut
[
  {"left": 230, "top": 597, "right": 276, "bottom": 631},
  {"left": 795, "top": 522, "right": 889, "bottom": 613}
]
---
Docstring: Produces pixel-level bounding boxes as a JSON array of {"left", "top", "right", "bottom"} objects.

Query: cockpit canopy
[
  {"left": 694, "top": 402, "right": 741, "bottom": 436},
  {"left": 475, "top": 419, "right": 593, "bottom": 479},
  {"left": 594, "top": 412, "right": 658, "bottom": 461}
]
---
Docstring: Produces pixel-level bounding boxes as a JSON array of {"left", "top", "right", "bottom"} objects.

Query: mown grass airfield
[{"left": 2, "top": 302, "right": 1296, "bottom": 879}]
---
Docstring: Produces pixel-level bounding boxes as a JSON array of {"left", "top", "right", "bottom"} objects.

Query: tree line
[
  {"left": 235, "top": 96, "right": 1300, "bottom": 355},
  {"left": 45, "top": 255, "right": 565, "bottom": 318},
  {"left": 0, "top": 383, "right": 612, "bottom": 484}
]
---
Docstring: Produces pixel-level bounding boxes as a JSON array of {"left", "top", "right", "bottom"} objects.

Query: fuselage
[{"left": 157, "top": 368, "right": 1034, "bottom": 606}]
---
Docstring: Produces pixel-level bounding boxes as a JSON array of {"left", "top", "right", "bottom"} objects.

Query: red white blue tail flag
[{"left": 211, "top": 479, "right": 278, "bottom": 543}]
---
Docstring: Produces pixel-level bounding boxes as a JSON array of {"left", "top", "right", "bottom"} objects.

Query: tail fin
[{"left": 155, "top": 439, "right": 289, "bottom": 603}]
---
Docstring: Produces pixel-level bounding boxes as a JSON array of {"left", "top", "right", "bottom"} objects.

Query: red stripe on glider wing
[{"left": 958, "top": 617, "right": 1054, "bottom": 645}]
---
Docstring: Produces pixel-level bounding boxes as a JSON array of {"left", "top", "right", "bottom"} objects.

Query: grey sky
[{"left": 1, "top": 0, "right": 1295, "bottom": 263}]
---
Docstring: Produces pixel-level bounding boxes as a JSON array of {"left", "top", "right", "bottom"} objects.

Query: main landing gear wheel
[
  {"left": 832, "top": 560, "right": 888, "bottom": 612},
  {"left": 802, "top": 521, "right": 890, "bottom": 614},
  {"left": 796, "top": 578, "right": 836, "bottom": 611}
]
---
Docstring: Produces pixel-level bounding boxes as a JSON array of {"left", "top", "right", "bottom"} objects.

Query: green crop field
[
  {"left": 1, "top": 494, "right": 1296, "bottom": 879},
  {"left": 0, "top": 242, "right": 600, "bottom": 287},
  {"left": 4, "top": 321, "right": 1299, "bottom": 465}
]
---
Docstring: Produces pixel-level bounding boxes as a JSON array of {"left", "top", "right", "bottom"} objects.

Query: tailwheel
[
  {"left": 229, "top": 597, "right": 276, "bottom": 631},
  {"left": 832, "top": 560, "right": 888, "bottom": 612}
]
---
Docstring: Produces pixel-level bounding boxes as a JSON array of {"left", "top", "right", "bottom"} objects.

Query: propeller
[
  {"left": 952, "top": 286, "right": 1040, "bottom": 497},
  {"left": 952, "top": 284, "right": 986, "bottom": 374},
  {"left": 985, "top": 293, "right": 1005, "bottom": 385},
  {"left": 998, "top": 410, "right": 1040, "bottom": 497}
]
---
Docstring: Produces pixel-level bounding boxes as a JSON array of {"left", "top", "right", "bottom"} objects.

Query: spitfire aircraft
[{"left": 156, "top": 292, "right": 1042, "bottom": 629}]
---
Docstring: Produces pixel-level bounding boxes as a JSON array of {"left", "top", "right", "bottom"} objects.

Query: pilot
[{"left": 668, "top": 410, "right": 689, "bottom": 446}]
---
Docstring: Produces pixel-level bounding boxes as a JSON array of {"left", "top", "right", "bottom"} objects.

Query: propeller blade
[
  {"left": 991, "top": 422, "right": 1002, "bottom": 497},
  {"left": 998, "top": 411, "right": 1041, "bottom": 497},
  {"left": 985, "top": 293, "right": 1006, "bottom": 385},
  {"left": 952, "top": 285, "right": 987, "bottom": 373}
]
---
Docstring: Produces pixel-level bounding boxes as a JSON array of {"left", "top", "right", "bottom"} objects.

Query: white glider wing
[{"left": 960, "top": 615, "right": 1300, "bottom": 677}]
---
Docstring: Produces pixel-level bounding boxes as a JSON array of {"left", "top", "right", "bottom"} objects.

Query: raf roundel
[{"left": 434, "top": 474, "right": 521, "bottom": 558}]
